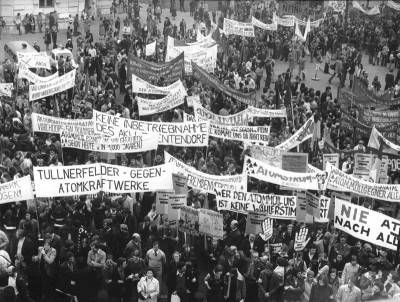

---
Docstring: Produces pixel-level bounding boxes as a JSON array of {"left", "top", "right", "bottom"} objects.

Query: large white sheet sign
[
  {"left": 244, "top": 156, "right": 328, "bottom": 191},
  {"left": 0, "top": 176, "right": 34, "bottom": 204},
  {"left": 326, "top": 162, "right": 400, "bottom": 202},
  {"left": 193, "top": 102, "right": 252, "bottom": 125},
  {"left": 93, "top": 110, "right": 209, "bottom": 147},
  {"left": 223, "top": 18, "right": 255, "bottom": 37},
  {"left": 164, "top": 152, "right": 247, "bottom": 193},
  {"left": 137, "top": 81, "right": 187, "bottom": 116},
  {"left": 131, "top": 74, "right": 183, "bottom": 95},
  {"left": 335, "top": 198, "right": 399, "bottom": 251},
  {"left": 31, "top": 113, "right": 93, "bottom": 134},
  {"left": 33, "top": 163, "right": 173, "bottom": 197},
  {"left": 29, "top": 70, "right": 76, "bottom": 101},
  {"left": 18, "top": 64, "right": 58, "bottom": 84},
  {"left": 17, "top": 52, "right": 51, "bottom": 69}
]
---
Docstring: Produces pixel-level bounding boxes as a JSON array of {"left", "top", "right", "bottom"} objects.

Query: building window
[{"left": 39, "top": 0, "right": 54, "bottom": 7}]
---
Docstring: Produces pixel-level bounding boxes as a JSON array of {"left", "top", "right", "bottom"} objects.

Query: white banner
[
  {"left": 0, "top": 83, "right": 13, "bottom": 97},
  {"left": 323, "top": 154, "right": 339, "bottom": 170},
  {"left": 0, "top": 176, "right": 34, "bottom": 204},
  {"left": 276, "top": 115, "right": 314, "bottom": 150},
  {"left": 145, "top": 41, "right": 157, "bottom": 56},
  {"left": 335, "top": 198, "right": 398, "bottom": 251},
  {"left": 247, "top": 144, "right": 287, "bottom": 168},
  {"left": 368, "top": 126, "right": 400, "bottom": 152},
  {"left": 246, "top": 106, "right": 287, "bottom": 118},
  {"left": 93, "top": 110, "right": 209, "bottom": 147},
  {"left": 18, "top": 65, "right": 58, "bottom": 84},
  {"left": 223, "top": 18, "right": 255, "bottom": 37},
  {"left": 31, "top": 113, "right": 93, "bottom": 134},
  {"left": 387, "top": 0, "right": 400, "bottom": 11},
  {"left": 209, "top": 123, "right": 270, "bottom": 144},
  {"left": 199, "top": 209, "right": 224, "bottom": 239},
  {"left": 244, "top": 155, "right": 328, "bottom": 191},
  {"left": 164, "top": 152, "right": 247, "bottom": 193},
  {"left": 60, "top": 125, "right": 158, "bottom": 153},
  {"left": 252, "top": 16, "right": 277, "bottom": 30},
  {"left": 326, "top": 162, "right": 400, "bottom": 202},
  {"left": 273, "top": 13, "right": 295, "bottom": 27},
  {"left": 193, "top": 102, "right": 252, "bottom": 125},
  {"left": 168, "top": 194, "right": 186, "bottom": 221},
  {"left": 29, "top": 70, "right": 76, "bottom": 101},
  {"left": 137, "top": 81, "right": 187, "bottom": 116},
  {"left": 131, "top": 74, "right": 182, "bottom": 95},
  {"left": 155, "top": 190, "right": 174, "bottom": 215},
  {"left": 215, "top": 189, "right": 296, "bottom": 219},
  {"left": 353, "top": 1, "right": 380, "bottom": 15},
  {"left": 16, "top": 52, "right": 51, "bottom": 69},
  {"left": 33, "top": 163, "right": 174, "bottom": 197}
]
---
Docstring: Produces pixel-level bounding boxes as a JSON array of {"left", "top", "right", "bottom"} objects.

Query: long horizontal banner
[
  {"left": 246, "top": 106, "right": 287, "bottom": 118},
  {"left": 215, "top": 189, "right": 296, "bottom": 219},
  {"left": 192, "top": 62, "right": 256, "bottom": 106},
  {"left": 360, "top": 108, "right": 400, "bottom": 128},
  {"left": 353, "top": 77, "right": 400, "bottom": 107},
  {"left": 60, "top": 125, "right": 158, "bottom": 153},
  {"left": 29, "top": 70, "right": 76, "bottom": 101},
  {"left": 137, "top": 81, "right": 187, "bottom": 116},
  {"left": 18, "top": 65, "right": 58, "bottom": 84},
  {"left": 335, "top": 198, "right": 398, "bottom": 251},
  {"left": 17, "top": 52, "right": 50, "bottom": 69},
  {"left": 209, "top": 123, "right": 270, "bottom": 144},
  {"left": 223, "top": 18, "right": 255, "bottom": 37},
  {"left": 273, "top": 13, "right": 295, "bottom": 27},
  {"left": 338, "top": 88, "right": 388, "bottom": 111},
  {"left": 368, "top": 126, "right": 400, "bottom": 152},
  {"left": 33, "top": 163, "right": 173, "bottom": 197},
  {"left": 32, "top": 113, "right": 93, "bottom": 134},
  {"left": 164, "top": 152, "right": 247, "bottom": 193},
  {"left": 247, "top": 144, "right": 288, "bottom": 168},
  {"left": 244, "top": 156, "right": 328, "bottom": 191},
  {"left": 128, "top": 52, "right": 184, "bottom": 83},
  {"left": 93, "top": 110, "right": 209, "bottom": 147},
  {"left": 252, "top": 17, "right": 277, "bottom": 30},
  {"left": 193, "top": 102, "right": 252, "bottom": 125},
  {"left": 131, "top": 74, "right": 183, "bottom": 95},
  {"left": 0, "top": 176, "right": 34, "bottom": 204},
  {"left": 326, "top": 162, "right": 400, "bottom": 202},
  {"left": 276, "top": 115, "right": 314, "bottom": 150}
]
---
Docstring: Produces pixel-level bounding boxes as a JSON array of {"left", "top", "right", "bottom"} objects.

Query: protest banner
[
  {"left": 338, "top": 87, "right": 389, "bottom": 110},
  {"left": 137, "top": 81, "right": 187, "bottom": 116},
  {"left": 328, "top": 192, "right": 351, "bottom": 221},
  {"left": 245, "top": 211, "right": 267, "bottom": 235},
  {"left": 192, "top": 62, "right": 256, "bottom": 106},
  {"left": 272, "top": 13, "right": 295, "bottom": 26},
  {"left": 31, "top": 113, "right": 94, "bottom": 134},
  {"left": 277, "top": 2, "right": 324, "bottom": 20},
  {"left": 305, "top": 191, "right": 320, "bottom": 219},
  {"left": 323, "top": 154, "right": 339, "bottom": 170},
  {"left": 244, "top": 156, "right": 328, "bottom": 191},
  {"left": 223, "top": 18, "right": 255, "bottom": 37},
  {"left": 93, "top": 110, "right": 209, "bottom": 147},
  {"left": 179, "top": 206, "right": 199, "bottom": 236},
  {"left": 353, "top": 153, "right": 374, "bottom": 181},
  {"left": 155, "top": 190, "right": 174, "bottom": 215},
  {"left": 245, "top": 106, "right": 287, "bottom": 118},
  {"left": 18, "top": 65, "right": 58, "bottom": 84},
  {"left": 369, "top": 126, "right": 400, "bottom": 152},
  {"left": 208, "top": 123, "right": 270, "bottom": 144},
  {"left": 282, "top": 153, "right": 308, "bottom": 173},
  {"left": 199, "top": 209, "right": 223, "bottom": 239},
  {"left": 276, "top": 115, "right": 314, "bottom": 150},
  {"left": 128, "top": 52, "right": 184, "bottom": 83},
  {"left": 145, "top": 41, "right": 156, "bottom": 56},
  {"left": 296, "top": 192, "right": 306, "bottom": 222},
  {"left": 16, "top": 52, "right": 50, "bottom": 69},
  {"left": 215, "top": 189, "right": 296, "bottom": 219},
  {"left": 172, "top": 173, "right": 188, "bottom": 194},
  {"left": 360, "top": 109, "right": 400, "bottom": 129},
  {"left": 183, "top": 112, "right": 196, "bottom": 123},
  {"left": 166, "top": 43, "right": 218, "bottom": 74},
  {"left": 60, "top": 126, "right": 158, "bottom": 153},
  {"left": 334, "top": 198, "right": 399, "bottom": 251},
  {"left": 168, "top": 194, "right": 186, "bottom": 222},
  {"left": 29, "top": 70, "right": 76, "bottom": 101},
  {"left": 186, "top": 95, "right": 200, "bottom": 107},
  {"left": 247, "top": 144, "right": 287, "bottom": 168},
  {"left": 353, "top": 77, "right": 400, "bottom": 107},
  {"left": 33, "top": 163, "right": 173, "bottom": 197},
  {"left": 0, "top": 176, "right": 34, "bottom": 204},
  {"left": 0, "top": 83, "right": 13, "bottom": 97},
  {"left": 326, "top": 162, "right": 400, "bottom": 202},
  {"left": 193, "top": 102, "right": 252, "bottom": 125},
  {"left": 252, "top": 16, "right": 277, "bottom": 30},
  {"left": 131, "top": 74, "right": 184, "bottom": 95},
  {"left": 165, "top": 152, "right": 247, "bottom": 193}
]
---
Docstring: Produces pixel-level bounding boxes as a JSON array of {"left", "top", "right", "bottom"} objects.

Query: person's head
[
  {"left": 173, "top": 252, "right": 181, "bottom": 262},
  {"left": 350, "top": 255, "right": 357, "bottom": 266},
  {"left": 66, "top": 252, "right": 75, "bottom": 263},
  {"left": 43, "top": 239, "right": 51, "bottom": 251},
  {"left": 90, "top": 242, "right": 100, "bottom": 252},
  {"left": 117, "top": 257, "right": 127, "bottom": 268},
  {"left": 264, "top": 263, "right": 274, "bottom": 277},
  {"left": 153, "top": 241, "right": 159, "bottom": 252},
  {"left": 336, "top": 254, "right": 343, "bottom": 262},
  {"left": 214, "top": 264, "right": 223, "bottom": 277},
  {"left": 373, "top": 282, "right": 384, "bottom": 294},
  {"left": 249, "top": 234, "right": 255, "bottom": 242},
  {"left": 307, "top": 270, "right": 315, "bottom": 282},
  {"left": 330, "top": 268, "right": 337, "bottom": 280},
  {"left": 230, "top": 220, "right": 238, "bottom": 230},
  {"left": 145, "top": 268, "right": 154, "bottom": 279},
  {"left": 388, "top": 271, "right": 399, "bottom": 283},
  {"left": 229, "top": 267, "right": 238, "bottom": 277},
  {"left": 309, "top": 245, "right": 316, "bottom": 255},
  {"left": 318, "top": 275, "right": 328, "bottom": 287}
]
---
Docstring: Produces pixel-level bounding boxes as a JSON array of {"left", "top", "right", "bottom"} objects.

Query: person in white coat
[{"left": 137, "top": 268, "right": 159, "bottom": 302}]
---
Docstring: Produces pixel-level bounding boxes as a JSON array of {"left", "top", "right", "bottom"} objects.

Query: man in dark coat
[
  {"left": 385, "top": 69, "right": 395, "bottom": 90},
  {"left": 226, "top": 220, "right": 242, "bottom": 248},
  {"left": 258, "top": 263, "right": 282, "bottom": 302}
]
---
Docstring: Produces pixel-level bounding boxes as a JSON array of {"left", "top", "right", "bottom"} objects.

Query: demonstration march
[{"left": 2, "top": 0, "right": 400, "bottom": 301}]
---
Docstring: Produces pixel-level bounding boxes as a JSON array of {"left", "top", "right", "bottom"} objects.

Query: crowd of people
[{"left": 0, "top": 0, "right": 400, "bottom": 302}]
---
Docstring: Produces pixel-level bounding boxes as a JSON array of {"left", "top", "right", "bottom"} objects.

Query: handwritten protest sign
[
  {"left": 33, "top": 163, "right": 173, "bottom": 197},
  {"left": 145, "top": 41, "right": 156, "bottom": 56},
  {"left": 18, "top": 65, "right": 58, "bottom": 84},
  {"left": 315, "top": 195, "right": 331, "bottom": 223},
  {"left": 252, "top": 17, "right": 277, "bottom": 30},
  {"left": 172, "top": 173, "right": 188, "bottom": 194},
  {"left": 156, "top": 190, "right": 174, "bottom": 215},
  {"left": 0, "top": 176, "right": 34, "bottom": 204},
  {"left": 282, "top": 153, "right": 308, "bottom": 173},
  {"left": 335, "top": 198, "right": 399, "bottom": 251},
  {"left": 179, "top": 206, "right": 199, "bottom": 235},
  {"left": 215, "top": 189, "right": 296, "bottom": 218},
  {"left": 17, "top": 52, "right": 51, "bottom": 69},
  {"left": 186, "top": 95, "right": 200, "bottom": 107},
  {"left": 31, "top": 113, "right": 93, "bottom": 134},
  {"left": 93, "top": 110, "right": 209, "bottom": 147},
  {"left": 276, "top": 115, "right": 314, "bottom": 150},
  {"left": 323, "top": 154, "right": 339, "bottom": 170},
  {"left": 305, "top": 191, "right": 320, "bottom": 219},
  {"left": 168, "top": 194, "right": 186, "bottom": 222},
  {"left": 247, "top": 144, "right": 287, "bottom": 168},
  {"left": 199, "top": 209, "right": 223, "bottom": 239},
  {"left": 353, "top": 153, "right": 374, "bottom": 181},
  {"left": 29, "top": 70, "right": 76, "bottom": 101},
  {"left": 0, "top": 83, "right": 13, "bottom": 97},
  {"left": 223, "top": 18, "right": 255, "bottom": 37},
  {"left": 245, "top": 211, "right": 267, "bottom": 235},
  {"left": 165, "top": 152, "right": 247, "bottom": 193}
]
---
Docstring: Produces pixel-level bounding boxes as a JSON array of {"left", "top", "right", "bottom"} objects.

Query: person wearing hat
[
  {"left": 65, "top": 38, "right": 73, "bottom": 51},
  {"left": 353, "top": 140, "right": 366, "bottom": 152}
]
